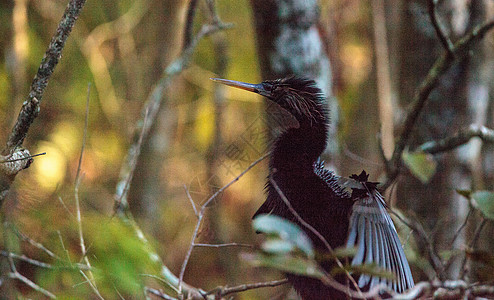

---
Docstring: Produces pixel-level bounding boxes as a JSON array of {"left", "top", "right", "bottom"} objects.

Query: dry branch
[
  {"left": 382, "top": 18, "right": 494, "bottom": 190},
  {"left": 418, "top": 124, "right": 494, "bottom": 154},
  {"left": 111, "top": 1, "right": 232, "bottom": 298},
  {"left": 428, "top": 0, "right": 454, "bottom": 55},
  {"left": 0, "top": 0, "right": 87, "bottom": 208}
]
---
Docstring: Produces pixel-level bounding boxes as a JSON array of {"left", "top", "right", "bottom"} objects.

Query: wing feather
[{"left": 345, "top": 186, "right": 414, "bottom": 293}]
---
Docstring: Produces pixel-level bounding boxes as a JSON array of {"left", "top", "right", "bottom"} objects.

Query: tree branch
[
  {"left": 382, "top": 18, "right": 494, "bottom": 190},
  {"left": 113, "top": 13, "right": 232, "bottom": 215},
  {"left": 459, "top": 217, "right": 487, "bottom": 279},
  {"left": 110, "top": 2, "right": 232, "bottom": 298},
  {"left": 206, "top": 278, "right": 289, "bottom": 298},
  {"left": 428, "top": 0, "right": 454, "bottom": 55},
  {"left": 0, "top": 0, "right": 87, "bottom": 208},
  {"left": 417, "top": 124, "right": 494, "bottom": 154}
]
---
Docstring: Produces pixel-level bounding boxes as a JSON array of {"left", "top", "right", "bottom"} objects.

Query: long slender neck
[{"left": 270, "top": 121, "right": 328, "bottom": 172}]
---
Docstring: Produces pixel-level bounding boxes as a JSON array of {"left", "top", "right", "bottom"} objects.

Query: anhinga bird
[{"left": 211, "top": 77, "right": 414, "bottom": 299}]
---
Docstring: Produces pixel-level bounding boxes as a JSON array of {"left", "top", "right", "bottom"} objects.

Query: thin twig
[
  {"left": 73, "top": 84, "right": 102, "bottom": 299},
  {"left": 0, "top": 251, "right": 89, "bottom": 271},
  {"left": 0, "top": 152, "right": 46, "bottom": 163},
  {"left": 207, "top": 278, "right": 289, "bottom": 297},
  {"left": 178, "top": 153, "right": 270, "bottom": 292},
  {"left": 343, "top": 143, "right": 382, "bottom": 167},
  {"left": 6, "top": 254, "right": 56, "bottom": 298},
  {"left": 78, "top": 269, "right": 104, "bottom": 300},
  {"left": 1, "top": 251, "right": 53, "bottom": 269},
  {"left": 58, "top": 196, "right": 75, "bottom": 218},
  {"left": 145, "top": 287, "right": 178, "bottom": 300},
  {"left": 13, "top": 228, "right": 60, "bottom": 260},
  {"left": 184, "top": 184, "right": 199, "bottom": 217},
  {"left": 9, "top": 271, "right": 57, "bottom": 299},
  {"left": 450, "top": 207, "right": 472, "bottom": 249},
  {"left": 268, "top": 174, "right": 363, "bottom": 297},
  {"left": 428, "top": 0, "right": 454, "bottom": 55},
  {"left": 459, "top": 217, "right": 487, "bottom": 279},
  {"left": 194, "top": 243, "right": 253, "bottom": 248},
  {"left": 75, "top": 83, "right": 91, "bottom": 183}
]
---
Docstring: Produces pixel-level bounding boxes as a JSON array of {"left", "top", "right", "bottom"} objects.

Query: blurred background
[{"left": 1, "top": 0, "right": 494, "bottom": 298}]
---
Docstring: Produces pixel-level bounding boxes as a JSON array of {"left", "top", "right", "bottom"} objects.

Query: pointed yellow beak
[{"left": 210, "top": 78, "right": 261, "bottom": 93}]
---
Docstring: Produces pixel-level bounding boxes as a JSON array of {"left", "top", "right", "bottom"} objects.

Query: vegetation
[{"left": 1, "top": 0, "right": 493, "bottom": 299}]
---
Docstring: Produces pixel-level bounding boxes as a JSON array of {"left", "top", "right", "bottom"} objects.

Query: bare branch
[
  {"left": 74, "top": 84, "right": 103, "bottom": 299},
  {"left": 459, "top": 217, "right": 487, "bottom": 279},
  {"left": 13, "top": 228, "right": 60, "bottom": 260},
  {"left": 145, "top": 287, "right": 178, "bottom": 300},
  {"left": 1, "top": 251, "right": 53, "bottom": 269},
  {"left": 184, "top": 184, "right": 199, "bottom": 217},
  {"left": 6, "top": 254, "right": 56, "bottom": 299},
  {"left": 206, "top": 278, "right": 289, "bottom": 298},
  {"left": 389, "top": 280, "right": 494, "bottom": 299},
  {"left": 194, "top": 243, "right": 253, "bottom": 248},
  {"left": 114, "top": 107, "right": 149, "bottom": 215},
  {"left": 382, "top": 19, "right": 494, "bottom": 190},
  {"left": 75, "top": 83, "right": 91, "bottom": 184},
  {"left": 183, "top": 0, "right": 199, "bottom": 51},
  {"left": 445, "top": 207, "right": 473, "bottom": 271},
  {"left": 114, "top": 20, "right": 232, "bottom": 214},
  {"left": 178, "top": 152, "right": 270, "bottom": 292},
  {"left": 0, "top": 251, "right": 89, "bottom": 271},
  {"left": 428, "top": 0, "right": 454, "bottom": 55},
  {"left": 0, "top": 0, "right": 87, "bottom": 208},
  {"left": 111, "top": 2, "right": 232, "bottom": 298},
  {"left": 418, "top": 124, "right": 494, "bottom": 154},
  {"left": 3, "top": 0, "right": 87, "bottom": 154}
]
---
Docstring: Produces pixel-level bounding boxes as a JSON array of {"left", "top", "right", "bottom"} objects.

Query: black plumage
[{"left": 211, "top": 77, "right": 414, "bottom": 299}]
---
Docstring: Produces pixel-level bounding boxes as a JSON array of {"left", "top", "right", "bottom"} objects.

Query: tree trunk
[{"left": 249, "top": 0, "right": 338, "bottom": 167}]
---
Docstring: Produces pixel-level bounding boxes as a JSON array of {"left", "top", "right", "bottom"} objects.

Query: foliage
[
  {"left": 402, "top": 150, "right": 437, "bottom": 183},
  {"left": 1, "top": 0, "right": 494, "bottom": 299}
]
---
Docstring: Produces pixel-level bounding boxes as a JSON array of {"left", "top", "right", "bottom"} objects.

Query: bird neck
[{"left": 270, "top": 122, "right": 328, "bottom": 172}]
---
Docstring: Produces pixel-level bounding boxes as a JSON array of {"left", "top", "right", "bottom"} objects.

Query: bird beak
[{"left": 210, "top": 78, "right": 267, "bottom": 96}]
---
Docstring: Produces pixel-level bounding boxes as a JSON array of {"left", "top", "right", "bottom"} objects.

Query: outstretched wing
[{"left": 345, "top": 174, "right": 414, "bottom": 293}]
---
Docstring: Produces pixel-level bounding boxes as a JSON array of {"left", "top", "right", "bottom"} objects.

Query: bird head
[{"left": 211, "top": 77, "right": 327, "bottom": 127}]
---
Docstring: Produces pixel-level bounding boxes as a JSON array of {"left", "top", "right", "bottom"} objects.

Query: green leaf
[
  {"left": 456, "top": 189, "right": 472, "bottom": 199},
  {"left": 241, "top": 253, "right": 324, "bottom": 279},
  {"left": 84, "top": 216, "right": 161, "bottom": 297},
  {"left": 472, "top": 191, "right": 494, "bottom": 220},
  {"left": 402, "top": 150, "right": 437, "bottom": 183},
  {"left": 253, "top": 214, "right": 314, "bottom": 258},
  {"left": 332, "top": 263, "right": 395, "bottom": 280},
  {"left": 317, "top": 246, "right": 357, "bottom": 262},
  {"left": 262, "top": 239, "right": 295, "bottom": 254}
]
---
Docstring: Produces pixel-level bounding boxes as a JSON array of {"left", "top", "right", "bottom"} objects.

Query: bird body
[{"left": 212, "top": 77, "right": 414, "bottom": 299}]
